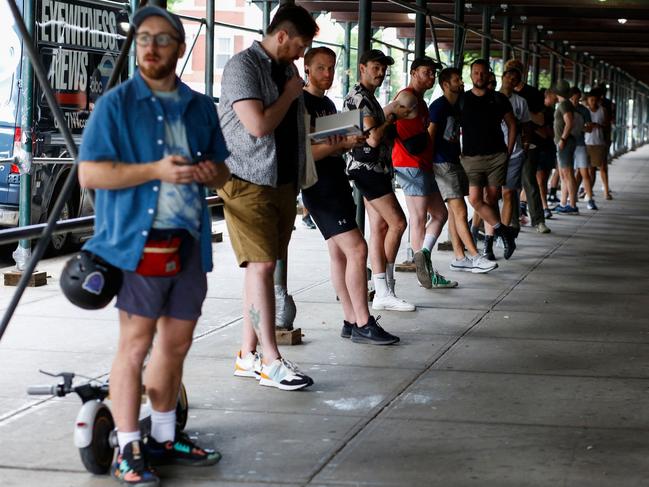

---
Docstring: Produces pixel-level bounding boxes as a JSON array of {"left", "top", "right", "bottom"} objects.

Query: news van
[{"left": 0, "top": 0, "right": 127, "bottom": 253}]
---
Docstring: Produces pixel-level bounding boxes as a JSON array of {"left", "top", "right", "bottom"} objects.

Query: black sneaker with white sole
[
  {"left": 341, "top": 320, "right": 355, "bottom": 338},
  {"left": 351, "top": 316, "right": 399, "bottom": 345}
]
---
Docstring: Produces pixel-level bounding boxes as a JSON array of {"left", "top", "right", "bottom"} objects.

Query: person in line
[
  {"left": 460, "top": 59, "right": 518, "bottom": 261},
  {"left": 302, "top": 46, "right": 399, "bottom": 345},
  {"left": 344, "top": 49, "right": 415, "bottom": 312},
  {"left": 392, "top": 56, "right": 458, "bottom": 289},
  {"left": 536, "top": 89, "right": 558, "bottom": 219},
  {"left": 78, "top": 6, "right": 228, "bottom": 485},
  {"left": 549, "top": 80, "right": 579, "bottom": 214},
  {"left": 429, "top": 67, "right": 497, "bottom": 274},
  {"left": 585, "top": 89, "right": 612, "bottom": 200},
  {"left": 569, "top": 87, "right": 598, "bottom": 211},
  {"left": 218, "top": 4, "right": 317, "bottom": 390}
]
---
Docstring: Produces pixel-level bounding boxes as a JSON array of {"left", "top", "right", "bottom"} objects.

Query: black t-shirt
[
  {"left": 271, "top": 61, "right": 299, "bottom": 185},
  {"left": 303, "top": 91, "right": 346, "bottom": 177},
  {"left": 460, "top": 90, "right": 512, "bottom": 156},
  {"left": 516, "top": 84, "right": 544, "bottom": 114}
]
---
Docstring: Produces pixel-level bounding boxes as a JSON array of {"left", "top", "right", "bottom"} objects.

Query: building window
[{"left": 215, "top": 37, "right": 232, "bottom": 70}]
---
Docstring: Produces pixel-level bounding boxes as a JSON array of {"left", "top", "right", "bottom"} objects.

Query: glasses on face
[{"left": 135, "top": 32, "right": 180, "bottom": 47}]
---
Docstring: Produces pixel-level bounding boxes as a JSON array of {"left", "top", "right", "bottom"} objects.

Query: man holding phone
[
  {"left": 218, "top": 4, "right": 318, "bottom": 390},
  {"left": 78, "top": 6, "right": 229, "bottom": 485}
]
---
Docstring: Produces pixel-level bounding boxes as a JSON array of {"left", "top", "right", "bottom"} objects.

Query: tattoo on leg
[{"left": 249, "top": 305, "right": 262, "bottom": 347}]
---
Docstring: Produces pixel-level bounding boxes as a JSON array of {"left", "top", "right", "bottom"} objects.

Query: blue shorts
[
  {"left": 394, "top": 167, "right": 439, "bottom": 196},
  {"left": 115, "top": 237, "right": 207, "bottom": 321}
]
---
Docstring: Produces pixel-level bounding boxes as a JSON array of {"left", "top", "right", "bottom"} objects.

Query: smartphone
[{"left": 192, "top": 153, "right": 214, "bottom": 164}]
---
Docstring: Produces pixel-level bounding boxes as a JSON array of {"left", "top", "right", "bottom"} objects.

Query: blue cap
[{"left": 132, "top": 6, "right": 185, "bottom": 42}]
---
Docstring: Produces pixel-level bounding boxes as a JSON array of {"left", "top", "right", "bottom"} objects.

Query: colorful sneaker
[
  {"left": 146, "top": 432, "right": 221, "bottom": 467},
  {"left": 431, "top": 270, "right": 458, "bottom": 288},
  {"left": 351, "top": 315, "right": 399, "bottom": 345},
  {"left": 234, "top": 350, "right": 262, "bottom": 379},
  {"left": 470, "top": 254, "right": 498, "bottom": 274},
  {"left": 450, "top": 256, "right": 473, "bottom": 272},
  {"left": 111, "top": 440, "right": 159, "bottom": 486},
  {"left": 372, "top": 292, "right": 416, "bottom": 311},
  {"left": 341, "top": 320, "right": 355, "bottom": 339},
  {"left": 413, "top": 248, "right": 432, "bottom": 289},
  {"left": 259, "top": 358, "right": 313, "bottom": 391}
]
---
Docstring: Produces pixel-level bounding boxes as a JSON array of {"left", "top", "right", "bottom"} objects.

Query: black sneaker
[
  {"left": 302, "top": 214, "right": 316, "bottom": 229},
  {"left": 351, "top": 316, "right": 399, "bottom": 345},
  {"left": 519, "top": 202, "right": 528, "bottom": 217},
  {"left": 112, "top": 440, "right": 159, "bottom": 486},
  {"left": 544, "top": 208, "right": 552, "bottom": 219},
  {"left": 495, "top": 225, "right": 516, "bottom": 260},
  {"left": 341, "top": 320, "right": 355, "bottom": 338},
  {"left": 481, "top": 235, "right": 496, "bottom": 261},
  {"left": 146, "top": 432, "right": 221, "bottom": 467}
]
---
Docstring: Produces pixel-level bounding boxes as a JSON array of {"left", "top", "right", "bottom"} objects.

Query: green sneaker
[
  {"left": 414, "top": 248, "right": 432, "bottom": 289},
  {"left": 431, "top": 270, "right": 458, "bottom": 289}
]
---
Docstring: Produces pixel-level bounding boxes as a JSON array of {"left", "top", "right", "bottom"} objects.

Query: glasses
[{"left": 135, "top": 33, "right": 180, "bottom": 47}]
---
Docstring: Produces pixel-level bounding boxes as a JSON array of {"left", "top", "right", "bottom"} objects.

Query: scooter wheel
[
  {"left": 176, "top": 382, "right": 189, "bottom": 431},
  {"left": 79, "top": 405, "right": 115, "bottom": 474}
]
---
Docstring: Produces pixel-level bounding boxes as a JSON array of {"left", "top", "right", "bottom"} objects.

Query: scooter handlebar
[{"left": 27, "top": 385, "right": 57, "bottom": 395}]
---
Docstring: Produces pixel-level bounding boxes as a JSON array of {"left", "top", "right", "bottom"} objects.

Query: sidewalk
[{"left": 1, "top": 146, "right": 648, "bottom": 486}]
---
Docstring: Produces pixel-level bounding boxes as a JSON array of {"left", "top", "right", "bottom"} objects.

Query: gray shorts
[
  {"left": 115, "top": 237, "right": 208, "bottom": 321},
  {"left": 557, "top": 137, "right": 576, "bottom": 169},
  {"left": 504, "top": 153, "right": 525, "bottom": 190},
  {"left": 432, "top": 162, "right": 469, "bottom": 200},
  {"left": 574, "top": 145, "right": 589, "bottom": 169},
  {"left": 394, "top": 167, "right": 438, "bottom": 196}
]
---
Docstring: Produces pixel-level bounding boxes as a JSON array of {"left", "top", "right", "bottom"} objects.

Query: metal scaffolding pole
[
  {"left": 521, "top": 25, "right": 529, "bottom": 75},
  {"left": 453, "top": 0, "right": 465, "bottom": 69},
  {"left": 501, "top": 16, "right": 512, "bottom": 62},
  {"left": 342, "top": 22, "right": 352, "bottom": 98},
  {"left": 481, "top": 7, "right": 491, "bottom": 62},
  {"left": 205, "top": 0, "right": 214, "bottom": 98},
  {"left": 532, "top": 28, "right": 541, "bottom": 88},
  {"left": 414, "top": 0, "right": 426, "bottom": 58}
]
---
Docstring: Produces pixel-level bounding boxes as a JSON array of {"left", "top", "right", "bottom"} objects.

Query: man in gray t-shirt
[{"left": 217, "top": 4, "right": 317, "bottom": 391}]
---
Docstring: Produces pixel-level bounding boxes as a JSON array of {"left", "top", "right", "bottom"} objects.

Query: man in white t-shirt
[
  {"left": 585, "top": 91, "right": 611, "bottom": 200},
  {"left": 500, "top": 68, "right": 532, "bottom": 232}
]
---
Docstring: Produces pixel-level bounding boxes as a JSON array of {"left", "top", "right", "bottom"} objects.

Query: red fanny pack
[{"left": 136, "top": 235, "right": 183, "bottom": 277}]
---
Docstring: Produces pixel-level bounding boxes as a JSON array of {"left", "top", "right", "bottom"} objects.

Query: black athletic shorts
[
  {"left": 348, "top": 167, "right": 393, "bottom": 201},
  {"left": 302, "top": 171, "right": 358, "bottom": 240}
]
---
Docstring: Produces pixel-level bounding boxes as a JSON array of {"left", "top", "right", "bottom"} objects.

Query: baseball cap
[
  {"left": 551, "top": 79, "right": 571, "bottom": 99},
  {"left": 359, "top": 49, "right": 395, "bottom": 66},
  {"left": 132, "top": 5, "right": 185, "bottom": 42},
  {"left": 410, "top": 56, "right": 442, "bottom": 72}
]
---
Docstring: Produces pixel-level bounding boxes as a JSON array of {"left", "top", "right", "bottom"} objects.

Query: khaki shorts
[
  {"left": 217, "top": 177, "right": 297, "bottom": 267},
  {"left": 432, "top": 162, "right": 469, "bottom": 200},
  {"left": 460, "top": 153, "right": 508, "bottom": 187},
  {"left": 587, "top": 145, "right": 607, "bottom": 167}
]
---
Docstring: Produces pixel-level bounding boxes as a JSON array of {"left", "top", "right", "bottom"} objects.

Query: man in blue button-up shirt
[{"left": 78, "top": 7, "right": 229, "bottom": 484}]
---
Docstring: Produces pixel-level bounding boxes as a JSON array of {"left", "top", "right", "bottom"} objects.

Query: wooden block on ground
[
  {"left": 211, "top": 232, "right": 223, "bottom": 243},
  {"left": 4, "top": 270, "right": 47, "bottom": 287},
  {"left": 276, "top": 328, "right": 303, "bottom": 345},
  {"left": 395, "top": 260, "right": 416, "bottom": 272},
  {"left": 437, "top": 240, "right": 454, "bottom": 251}
]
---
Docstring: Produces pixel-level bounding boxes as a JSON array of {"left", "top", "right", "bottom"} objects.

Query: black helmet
[{"left": 60, "top": 251, "right": 123, "bottom": 309}]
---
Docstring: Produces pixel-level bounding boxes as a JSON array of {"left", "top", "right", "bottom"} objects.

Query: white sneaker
[
  {"left": 372, "top": 292, "right": 416, "bottom": 312},
  {"left": 470, "top": 254, "right": 498, "bottom": 274},
  {"left": 450, "top": 256, "right": 473, "bottom": 272},
  {"left": 259, "top": 358, "right": 313, "bottom": 391},
  {"left": 234, "top": 350, "right": 262, "bottom": 379}
]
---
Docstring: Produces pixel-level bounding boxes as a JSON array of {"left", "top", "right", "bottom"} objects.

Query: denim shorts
[
  {"left": 574, "top": 145, "right": 589, "bottom": 169},
  {"left": 557, "top": 136, "right": 576, "bottom": 169},
  {"left": 505, "top": 153, "right": 525, "bottom": 190},
  {"left": 115, "top": 237, "right": 207, "bottom": 321},
  {"left": 394, "top": 167, "right": 439, "bottom": 196}
]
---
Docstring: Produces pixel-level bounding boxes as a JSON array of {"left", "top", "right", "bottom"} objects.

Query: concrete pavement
[{"left": 1, "top": 145, "right": 648, "bottom": 486}]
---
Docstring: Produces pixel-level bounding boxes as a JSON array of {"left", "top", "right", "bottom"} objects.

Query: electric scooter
[{"left": 27, "top": 370, "right": 188, "bottom": 474}]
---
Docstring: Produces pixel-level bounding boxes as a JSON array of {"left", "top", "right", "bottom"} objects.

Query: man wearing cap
[
  {"left": 217, "top": 4, "right": 317, "bottom": 391},
  {"left": 548, "top": 80, "right": 579, "bottom": 213},
  {"left": 344, "top": 49, "right": 414, "bottom": 312},
  {"left": 504, "top": 59, "right": 551, "bottom": 233},
  {"left": 392, "top": 56, "right": 458, "bottom": 290},
  {"left": 78, "top": 5, "right": 229, "bottom": 485}
]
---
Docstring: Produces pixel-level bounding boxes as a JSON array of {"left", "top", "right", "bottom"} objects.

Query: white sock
[
  {"left": 117, "top": 430, "right": 141, "bottom": 453},
  {"left": 423, "top": 234, "right": 437, "bottom": 252},
  {"left": 150, "top": 408, "right": 176, "bottom": 443},
  {"left": 373, "top": 273, "right": 388, "bottom": 297}
]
